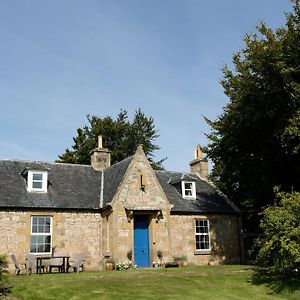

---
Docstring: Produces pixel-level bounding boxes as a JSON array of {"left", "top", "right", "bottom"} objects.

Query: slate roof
[
  {"left": 155, "top": 171, "right": 239, "bottom": 214},
  {"left": 0, "top": 160, "right": 102, "bottom": 209},
  {"left": 0, "top": 158, "right": 238, "bottom": 214},
  {"left": 102, "top": 156, "right": 133, "bottom": 207}
]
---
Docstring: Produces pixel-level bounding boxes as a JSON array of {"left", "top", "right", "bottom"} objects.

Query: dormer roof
[
  {"left": 155, "top": 171, "right": 239, "bottom": 214},
  {"left": 0, "top": 160, "right": 102, "bottom": 209}
]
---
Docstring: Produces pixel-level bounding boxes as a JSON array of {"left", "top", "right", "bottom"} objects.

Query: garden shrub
[
  {"left": 257, "top": 190, "right": 300, "bottom": 274},
  {"left": 0, "top": 255, "right": 9, "bottom": 295}
]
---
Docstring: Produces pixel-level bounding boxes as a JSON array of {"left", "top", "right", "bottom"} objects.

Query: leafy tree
[
  {"left": 257, "top": 189, "right": 300, "bottom": 273},
  {"left": 0, "top": 255, "right": 9, "bottom": 296},
  {"left": 57, "top": 109, "right": 165, "bottom": 169},
  {"left": 204, "top": 1, "right": 300, "bottom": 231}
]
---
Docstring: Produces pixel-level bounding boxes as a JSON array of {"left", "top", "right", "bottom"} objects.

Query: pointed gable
[{"left": 109, "top": 145, "right": 171, "bottom": 211}]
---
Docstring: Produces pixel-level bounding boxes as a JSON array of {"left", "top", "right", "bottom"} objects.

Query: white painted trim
[
  {"left": 30, "top": 216, "right": 52, "bottom": 255},
  {"left": 27, "top": 170, "right": 48, "bottom": 192},
  {"left": 181, "top": 181, "right": 196, "bottom": 200},
  {"left": 195, "top": 219, "right": 211, "bottom": 251}
]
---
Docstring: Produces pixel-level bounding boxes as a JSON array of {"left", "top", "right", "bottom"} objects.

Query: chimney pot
[{"left": 98, "top": 135, "right": 103, "bottom": 148}]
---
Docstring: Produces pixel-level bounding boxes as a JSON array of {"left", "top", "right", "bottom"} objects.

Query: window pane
[
  {"left": 38, "top": 217, "right": 44, "bottom": 225},
  {"left": 45, "top": 235, "right": 51, "bottom": 244},
  {"left": 44, "top": 217, "right": 51, "bottom": 233},
  {"left": 32, "top": 225, "right": 37, "bottom": 233},
  {"left": 44, "top": 236, "right": 51, "bottom": 252},
  {"left": 33, "top": 173, "right": 43, "bottom": 181},
  {"left": 31, "top": 235, "right": 37, "bottom": 244},
  {"left": 45, "top": 224, "right": 50, "bottom": 233},
  {"left": 202, "top": 226, "right": 208, "bottom": 233},
  {"left": 44, "top": 243, "right": 51, "bottom": 253},
  {"left": 33, "top": 181, "right": 43, "bottom": 189},
  {"left": 37, "top": 224, "right": 43, "bottom": 233},
  {"left": 37, "top": 235, "right": 43, "bottom": 244},
  {"left": 30, "top": 244, "right": 37, "bottom": 253},
  {"left": 185, "top": 182, "right": 192, "bottom": 189},
  {"left": 38, "top": 244, "right": 44, "bottom": 253},
  {"left": 30, "top": 236, "right": 38, "bottom": 253}
]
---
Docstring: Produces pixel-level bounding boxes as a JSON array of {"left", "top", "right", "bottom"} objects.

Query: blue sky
[{"left": 0, "top": 0, "right": 293, "bottom": 172}]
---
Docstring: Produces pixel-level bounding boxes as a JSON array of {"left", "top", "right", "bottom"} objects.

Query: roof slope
[
  {"left": 155, "top": 171, "right": 239, "bottom": 214},
  {"left": 0, "top": 160, "right": 102, "bottom": 209},
  {"left": 102, "top": 156, "right": 133, "bottom": 207},
  {"left": 0, "top": 157, "right": 238, "bottom": 214}
]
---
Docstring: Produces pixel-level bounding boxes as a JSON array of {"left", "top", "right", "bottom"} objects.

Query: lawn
[{"left": 5, "top": 265, "right": 300, "bottom": 300}]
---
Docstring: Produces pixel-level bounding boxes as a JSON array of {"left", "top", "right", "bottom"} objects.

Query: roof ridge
[
  {"left": 155, "top": 170, "right": 199, "bottom": 177},
  {"left": 0, "top": 159, "right": 93, "bottom": 168}
]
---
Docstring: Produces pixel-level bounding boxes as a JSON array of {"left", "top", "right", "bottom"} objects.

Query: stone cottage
[{"left": 0, "top": 137, "right": 243, "bottom": 272}]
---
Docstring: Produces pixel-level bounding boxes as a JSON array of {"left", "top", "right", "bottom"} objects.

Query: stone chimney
[
  {"left": 189, "top": 145, "right": 208, "bottom": 180},
  {"left": 90, "top": 135, "right": 111, "bottom": 170}
]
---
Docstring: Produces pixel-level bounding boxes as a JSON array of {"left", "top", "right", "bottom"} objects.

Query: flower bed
[{"left": 115, "top": 261, "right": 137, "bottom": 270}]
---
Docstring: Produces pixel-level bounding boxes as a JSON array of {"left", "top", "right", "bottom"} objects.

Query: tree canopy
[
  {"left": 257, "top": 189, "right": 300, "bottom": 273},
  {"left": 204, "top": 1, "right": 300, "bottom": 231},
  {"left": 57, "top": 109, "right": 165, "bottom": 170}
]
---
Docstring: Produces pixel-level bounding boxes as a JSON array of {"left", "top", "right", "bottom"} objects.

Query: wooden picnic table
[{"left": 35, "top": 255, "right": 70, "bottom": 275}]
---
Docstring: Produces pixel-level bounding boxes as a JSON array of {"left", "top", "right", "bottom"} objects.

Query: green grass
[{"left": 6, "top": 265, "right": 300, "bottom": 300}]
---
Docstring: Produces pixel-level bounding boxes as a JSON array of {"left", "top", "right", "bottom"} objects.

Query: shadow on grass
[{"left": 251, "top": 268, "right": 300, "bottom": 294}]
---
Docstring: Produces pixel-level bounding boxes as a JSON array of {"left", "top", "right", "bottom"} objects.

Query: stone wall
[
  {"left": 170, "top": 214, "right": 241, "bottom": 265},
  {"left": 0, "top": 210, "right": 102, "bottom": 273}
]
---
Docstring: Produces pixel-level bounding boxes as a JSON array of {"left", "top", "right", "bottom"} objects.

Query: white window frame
[
  {"left": 195, "top": 219, "right": 211, "bottom": 251},
  {"left": 30, "top": 216, "right": 52, "bottom": 254},
  {"left": 27, "top": 170, "right": 48, "bottom": 192},
  {"left": 181, "top": 181, "right": 196, "bottom": 200}
]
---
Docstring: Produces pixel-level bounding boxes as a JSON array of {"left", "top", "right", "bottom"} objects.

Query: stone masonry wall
[
  {"left": 0, "top": 210, "right": 102, "bottom": 273},
  {"left": 170, "top": 214, "right": 241, "bottom": 265}
]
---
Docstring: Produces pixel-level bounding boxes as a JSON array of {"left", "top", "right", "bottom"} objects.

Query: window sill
[
  {"left": 183, "top": 196, "right": 196, "bottom": 200},
  {"left": 194, "top": 250, "right": 211, "bottom": 255}
]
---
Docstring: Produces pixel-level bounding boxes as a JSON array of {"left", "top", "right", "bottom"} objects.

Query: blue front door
[{"left": 134, "top": 216, "right": 150, "bottom": 267}]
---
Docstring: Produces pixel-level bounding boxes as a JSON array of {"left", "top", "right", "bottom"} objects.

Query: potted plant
[
  {"left": 182, "top": 256, "right": 188, "bottom": 267},
  {"left": 105, "top": 258, "right": 115, "bottom": 270},
  {"left": 208, "top": 255, "right": 215, "bottom": 266},
  {"left": 127, "top": 249, "right": 133, "bottom": 261},
  {"left": 157, "top": 250, "right": 163, "bottom": 260},
  {"left": 174, "top": 255, "right": 188, "bottom": 267},
  {"left": 157, "top": 250, "right": 164, "bottom": 267}
]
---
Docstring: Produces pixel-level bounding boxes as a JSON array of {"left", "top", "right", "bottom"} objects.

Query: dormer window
[
  {"left": 27, "top": 170, "right": 48, "bottom": 192},
  {"left": 181, "top": 181, "right": 196, "bottom": 199}
]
